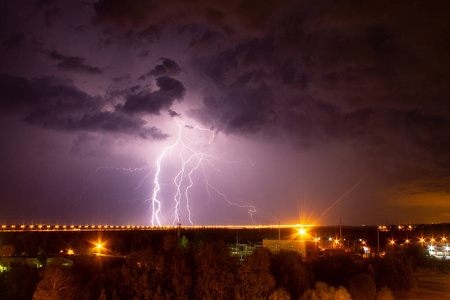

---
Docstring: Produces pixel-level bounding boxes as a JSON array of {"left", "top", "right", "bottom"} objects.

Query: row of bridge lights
[
  {"left": 1, "top": 224, "right": 314, "bottom": 230},
  {"left": 1, "top": 225, "right": 167, "bottom": 229}
]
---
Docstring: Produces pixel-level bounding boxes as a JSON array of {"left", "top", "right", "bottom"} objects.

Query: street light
[{"left": 96, "top": 243, "right": 102, "bottom": 255}]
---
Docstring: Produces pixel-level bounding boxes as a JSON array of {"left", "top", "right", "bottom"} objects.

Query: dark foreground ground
[{"left": 395, "top": 268, "right": 450, "bottom": 300}]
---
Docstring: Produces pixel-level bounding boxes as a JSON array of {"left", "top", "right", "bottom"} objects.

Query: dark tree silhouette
[
  {"left": 235, "top": 247, "right": 275, "bottom": 299},
  {"left": 195, "top": 241, "right": 238, "bottom": 299},
  {"left": 33, "top": 265, "right": 77, "bottom": 300},
  {"left": 271, "top": 250, "right": 312, "bottom": 299},
  {"left": 347, "top": 273, "right": 377, "bottom": 300}
]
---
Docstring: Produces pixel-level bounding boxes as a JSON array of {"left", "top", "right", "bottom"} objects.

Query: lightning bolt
[{"left": 149, "top": 118, "right": 256, "bottom": 226}]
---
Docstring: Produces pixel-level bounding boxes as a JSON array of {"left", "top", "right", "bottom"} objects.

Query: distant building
[
  {"left": 0, "top": 245, "right": 14, "bottom": 257},
  {"left": 0, "top": 256, "right": 73, "bottom": 273},
  {"left": 230, "top": 243, "right": 259, "bottom": 261},
  {"left": 428, "top": 243, "right": 450, "bottom": 260},
  {"left": 262, "top": 239, "right": 319, "bottom": 262}
]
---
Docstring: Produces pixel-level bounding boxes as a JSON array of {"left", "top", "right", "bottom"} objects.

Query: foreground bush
[{"left": 300, "top": 282, "right": 351, "bottom": 300}]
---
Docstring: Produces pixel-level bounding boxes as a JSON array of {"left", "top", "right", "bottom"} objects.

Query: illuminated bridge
[{"left": 0, "top": 224, "right": 313, "bottom": 232}]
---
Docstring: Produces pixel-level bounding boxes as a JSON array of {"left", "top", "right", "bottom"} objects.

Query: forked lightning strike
[{"left": 149, "top": 118, "right": 256, "bottom": 226}]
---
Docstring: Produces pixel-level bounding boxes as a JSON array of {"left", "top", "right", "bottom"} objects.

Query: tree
[
  {"left": 271, "top": 250, "right": 312, "bottom": 299},
  {"left": 372, "top": 250, "right": 417, "bottom": 291},
  {"left": 300, "top": 282, "right": 351, "bottom": 300},
  {"left": 162, "top": 248, "right": 193, "bottom": 299},
  {"left": 1, "top": 263, "right": 40, "bottom": 300},
  {"left": 270, "top": 288, "right": 292, "bottom": 300},
  {"left": 235, "top": 248, "right": 276, "bottom": 299},
  {"left": 311, "top": 255, "right": 359, "bottom": 287},
  {"left": 347, "top": 273, "right": 376, "bottom": 300},
  {"left": 376, "top": 287, "right": 393, "bottom": 300},
  {"left": 195, "top": 241, "right": 237, "bottom": 299},
  {"left": 120, "top": 248, "right": 165, "bottom": 300},
  {"left": 33, "top": 265, "right": 77, "bottom": 300}
]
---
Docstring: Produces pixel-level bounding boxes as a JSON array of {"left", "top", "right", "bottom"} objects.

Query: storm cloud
[
  {"left": 0, "top": 74, "right": 168, "bottom": 140},
  {"left": 121, "top": 76, "right": 186, "bottom": 115},
  {"left": 94, "top": 0, "right": 450, "bottom": 217},
  {"left": 49, "top": 51, "right": 103, "bottom": 74}
]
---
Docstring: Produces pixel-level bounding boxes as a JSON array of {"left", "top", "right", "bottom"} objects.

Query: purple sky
[{"left": 0, "top": 0, "right": 449, "bottom": 226}]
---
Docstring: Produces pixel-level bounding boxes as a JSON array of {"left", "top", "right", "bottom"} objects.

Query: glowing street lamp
[{"left": 96, "top": 243, "right": 102, "bottom": 256}]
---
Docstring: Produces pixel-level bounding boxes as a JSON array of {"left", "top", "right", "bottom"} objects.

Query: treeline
[{"left": 0, "top": 236, "right": 443, "bottom": 300}]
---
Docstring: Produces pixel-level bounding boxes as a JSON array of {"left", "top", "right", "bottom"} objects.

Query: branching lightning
[{"left": 149, "top": 118, "right": 256, "bottom": 226}]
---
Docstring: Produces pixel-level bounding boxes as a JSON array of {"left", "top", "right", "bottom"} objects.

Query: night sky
[{"left": 1, "top": 0, "right": 449, "bottom": 226}]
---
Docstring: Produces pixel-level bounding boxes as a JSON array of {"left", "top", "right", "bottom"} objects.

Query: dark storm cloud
[
  {"left": 2, "top": 33, "right": 25, "bottom": 47},
  {"left": 168, "top": 110, "right": 180, "bottom": 117},
  {"left": 150, "top": 58, "right": 181, "bottom": 77},
  {"left": 94, "top": 0, "right": 450, "bottom": 204},
  {"left": 0, "top": 74, "right": 167, "bottom": 140},
  {"left": 139, "top": 57, "right": 181, "bottom": 80},
  {"left": 49, "top": 51, "right": 103, "bottom": 74},
  {"left": 121, "top": 76, "right": 186, "bottom": 115}
]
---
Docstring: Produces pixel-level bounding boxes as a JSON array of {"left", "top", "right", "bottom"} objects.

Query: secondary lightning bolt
[{"left": 149, "top": 118, "right": 256, "bottom": 226}]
